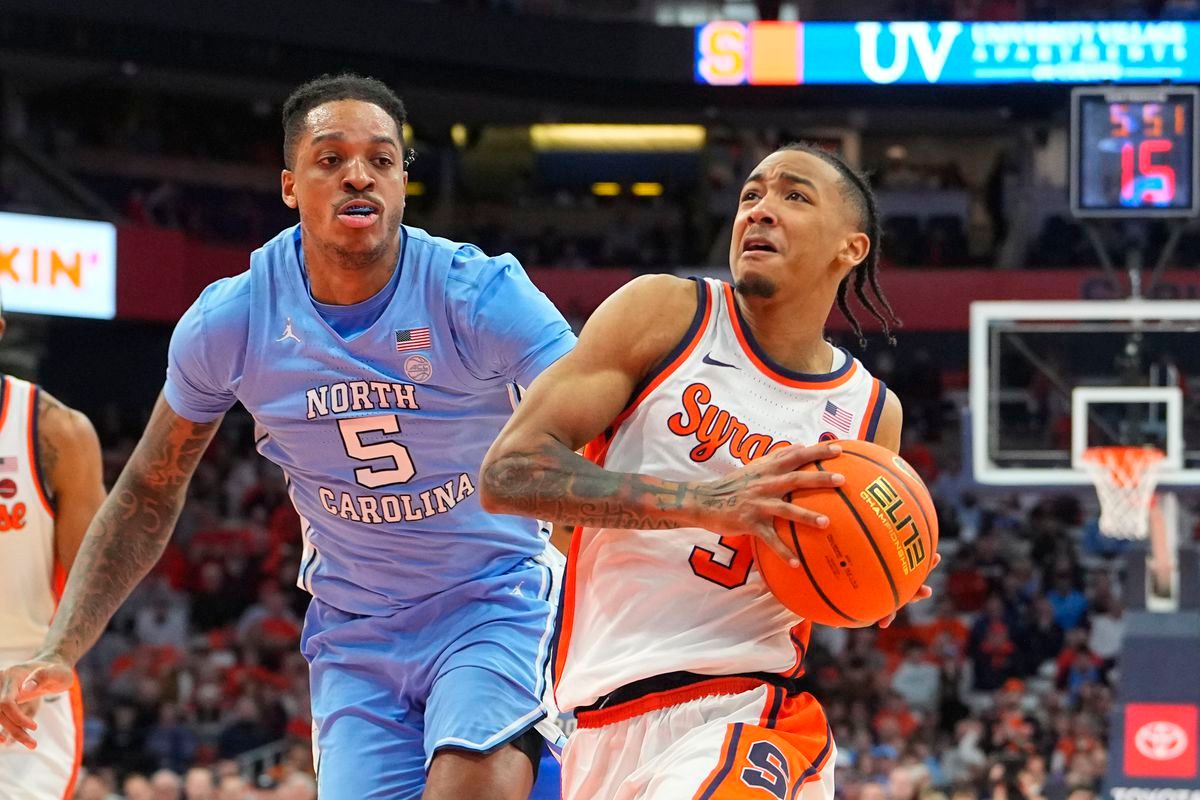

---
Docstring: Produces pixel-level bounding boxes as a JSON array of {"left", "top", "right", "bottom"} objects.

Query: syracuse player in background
[
  {"left": 482, "top": 143, "right": 935, "bottom": 799},
  {"left": 0, "top": 74, "right": 575, "bottom": 800},
  {"left": 0, "top": 298, "right": 106, "bottom": 799}
]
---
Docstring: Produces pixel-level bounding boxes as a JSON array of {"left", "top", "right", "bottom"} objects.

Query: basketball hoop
[{"left": 1081, "top": 446, "right": 1166, "bottom": 539}]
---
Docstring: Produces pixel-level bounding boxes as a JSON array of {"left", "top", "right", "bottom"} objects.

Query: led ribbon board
[
  {"left": 0, "top": 212, "right": 117, "bottom": 319},
  {"left": 696, "top": 20, "right": 1200, "bottom": 86}
]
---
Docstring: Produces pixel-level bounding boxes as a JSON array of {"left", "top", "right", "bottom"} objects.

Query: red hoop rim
[
  {"left": 1081, "top": 445, "right": 1166, "bottom": 469},
  {"left": 1081, "top": 445, "right": 1166, "bottom": 508}
]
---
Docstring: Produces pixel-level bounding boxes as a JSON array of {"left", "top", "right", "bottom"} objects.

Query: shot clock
[{"left": 1071, "top": 86, "right": 1199, "bottom": 218}]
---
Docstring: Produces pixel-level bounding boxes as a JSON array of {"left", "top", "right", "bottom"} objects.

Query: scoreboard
[{"left": 1071, "top": 86, "right": 1199, "bottom": 218}]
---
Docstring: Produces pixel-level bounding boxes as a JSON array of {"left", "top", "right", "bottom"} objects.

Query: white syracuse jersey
[
  {"left": 0, "top": 376, "right": 60, "bottom": 660},
  {"left": 0, "top": 376, "right": 83, "bottom": 800},
  {"left": 553, "top": 278, "right": 888, "bottom": 712}
]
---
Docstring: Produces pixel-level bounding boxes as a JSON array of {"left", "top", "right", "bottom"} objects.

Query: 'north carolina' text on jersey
[
  {"left": 553, "top": 278, "right": 888, "bottom": 711},
  {"left": 164, "top": 225, "right": 574, "bottom": 616}
]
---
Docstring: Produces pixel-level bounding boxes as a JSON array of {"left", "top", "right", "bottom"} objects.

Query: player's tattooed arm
[
  {"left": 483, "top": 435, "right": 840, "bottom": 565},
  {"left": 481, "top": 440, "right": 706, "bottom": 530},
  {"left": 37, "top": 394, "right": 220, "bottom": 666},
  {"left": 37, "top": 389, "right": 106, "bottom": 574},
  {"left": 35, "top": 391, "right": 66, "bottom": 479}
]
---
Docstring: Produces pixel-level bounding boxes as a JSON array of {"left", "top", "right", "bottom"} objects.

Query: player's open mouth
[
  {"left": 742, "top": 236, "right": 778, "bottom": 254},
  {"left": 337, "top": 201, "right": 381, "bottom": 228}
]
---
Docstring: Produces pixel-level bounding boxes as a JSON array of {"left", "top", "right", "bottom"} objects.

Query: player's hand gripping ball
[{"left": 753, "top": 439, "right": 939, "bottom": 627}]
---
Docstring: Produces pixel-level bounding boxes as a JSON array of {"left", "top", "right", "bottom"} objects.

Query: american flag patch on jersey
[
  {"left": 395, "top": 327, "right": 432, "bottom": 352},
  {"left": 0, "top": 456, "right": 18, "bottom": 473},
  {"left": 821, "top": 400, "right": 853, "bottom": 433}
]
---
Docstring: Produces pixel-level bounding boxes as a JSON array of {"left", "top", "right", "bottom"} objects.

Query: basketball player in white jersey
[
  {"left": 481, "top": 143, "right": 936, "bottom": 799},
  {"left": 0, "top": 315, "right": 106, "bottom": 799}
]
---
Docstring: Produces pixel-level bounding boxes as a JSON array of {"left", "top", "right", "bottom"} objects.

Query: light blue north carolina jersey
[{"left": 164, "top": 224, "right": 575, "bottom": 616}]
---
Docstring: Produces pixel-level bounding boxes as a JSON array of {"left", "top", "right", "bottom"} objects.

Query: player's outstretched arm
[
  {"left": 0, "top": 393, "right": 220, "bottom": 748},
  {"left": 480, "top": 275, "right": 843, "bottom": 564}
]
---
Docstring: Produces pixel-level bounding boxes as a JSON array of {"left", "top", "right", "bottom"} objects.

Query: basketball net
[{"left": 1081, "top": 446, "right": 1166, "bottom": 540}]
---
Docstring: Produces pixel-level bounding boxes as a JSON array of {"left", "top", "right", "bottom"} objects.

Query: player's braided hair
[
  {"left": 281, "top": 73, "right": 408, "bottom": 169},
  {"left": 777, "top": 142, "right": 899, "bottom": 347}
]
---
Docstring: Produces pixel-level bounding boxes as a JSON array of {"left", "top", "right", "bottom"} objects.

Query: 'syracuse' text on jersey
[
  {"left": 164, "top": 225, "right": 574, "bottom": 616},
  {"left": 0, "top": 377, "right": 60, "bottom": 662},
  {"left": 553, "top": 278, "right": 888, "bottom": 711}
]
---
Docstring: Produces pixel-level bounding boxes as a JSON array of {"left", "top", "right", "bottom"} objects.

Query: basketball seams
[
  {"left": 813, "top": 460, "right": 902, "bottom": 611},
  {"left": 836, "top": 450, "right": 937, "bottom": 591},
  {"left": 782, "top": 491, "right": 865, "bottom": 626}
]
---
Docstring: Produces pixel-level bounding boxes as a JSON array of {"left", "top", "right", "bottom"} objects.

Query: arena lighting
[
  {"left": 530, "top": 124, "right": 706, "bottom": 152},
  {"left": 402, "top": 123, "right": 414, "bottom": 143},
  {"left": 406, "top": 181, "right": 426, "bottom": 196},
  {"left": 695, "top": 20, "right": 1200, "bottom": 85},
  {"left": 591, "top": 182, "right": 622, "bottom": 196},
  {"left": 450, "top": 124, "right": 468, "bottom": 148},
  {"left": 631, "top": 182, "right": 665, "bottom": 197}
]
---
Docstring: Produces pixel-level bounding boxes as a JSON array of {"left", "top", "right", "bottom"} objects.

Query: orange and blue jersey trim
[
  {"left": 695, "top": 722, "right": 747, "bottom": 799},
  {"left": 550, "top": 524, "right": 583, "bottom": 700},
  {"left": 780, "top": 621, "right": 811, "bottom": 679},
  {"left": 789, "top": 722, "right": 834, "bottom": 799},
  {"left": 723, "top": 283, "right": 858, "bottom": 389},
  {"left": 694, "top": 718, "right": 834, "bottom": 800},
  {"left": 857, "top": 378, "right": 888, "bottom": 442},
  {"left": 583, "top": 278, "right": 713, "bottom": 470},
  {"left": 29, "top": 384, "right": 56, "bottom": 516},
  {"left": 0, "top": 376, "right": 9, "bottom": 433}
]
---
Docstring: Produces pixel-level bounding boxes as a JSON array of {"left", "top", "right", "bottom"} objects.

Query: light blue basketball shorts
[{"left": 301, "top": 550, "right": 563, "bottom": 800}]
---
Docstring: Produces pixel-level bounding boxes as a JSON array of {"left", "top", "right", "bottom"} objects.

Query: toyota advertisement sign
[{"left": 1109, "top": 704, "right": 1200, "bottom": 797}]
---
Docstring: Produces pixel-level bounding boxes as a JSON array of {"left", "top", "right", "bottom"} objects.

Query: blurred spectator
[
  {"left": 144, "top": 704, "right": 199, "bottom": 775},
  {"left": 151, "top": 769, "right": 184, "bottom": 800},
  {"left": 217, "top": 697, "right": 273, "bottom": 759},
  {"left": 1045, "top": 570, "right": 1089, "bottom": 632},
  {"left": 947, "top": 548, "right": 990, "bottom": 612},
  {"left": 275, "top": 774, "right": 318, "bottom": 800},
  {"left": 859, "top": 783, "right": 887, "bottom": 800},
  {"left": 1020, "top": 597, "right": 1065, "bottom": 676},
  {"left": 1086, "top": 590, "right": 1124, "bottom": 669},
  {"left": 216, "top": 774, "right": 253, "bottom": 800},
  {"left": 78, "top": 772, "right": 122, "bottom": 800},
  {"left": 969, "top": 595, "right": 1020, "bottom": 692},
  {"left": 183, "top": 766, "right": 214, "bottom": 800},
  {"left": 123, "top": 773, "right": 154, "bottom": 800},
  {"left": 95, "top": 705, "right": 154, "bottom": 775},
  {"left": 891, "top": 641, "right": 942, "bottom": 713}
]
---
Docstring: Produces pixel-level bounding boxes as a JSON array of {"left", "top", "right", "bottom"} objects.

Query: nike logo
[{"left": 702, "top": 353, "right": 738, "bottom": 369}]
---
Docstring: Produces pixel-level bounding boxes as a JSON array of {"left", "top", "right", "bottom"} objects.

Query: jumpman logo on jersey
[{"left": 276, "top": 318, "right": 301, "bottom": 343}]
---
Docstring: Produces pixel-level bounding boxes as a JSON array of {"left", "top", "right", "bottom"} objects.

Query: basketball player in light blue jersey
[{"left": 0, "top": 74, "right": 574, "bottom": 800}]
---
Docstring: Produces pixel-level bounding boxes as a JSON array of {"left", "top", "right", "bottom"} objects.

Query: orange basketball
[{"left": 752, "top": 439, "right": 939, "bottom": 628}]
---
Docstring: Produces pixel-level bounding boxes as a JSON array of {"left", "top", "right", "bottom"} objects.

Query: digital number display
[{"left": 1071, "top": 87, "right": 1198, "bottom": 217}]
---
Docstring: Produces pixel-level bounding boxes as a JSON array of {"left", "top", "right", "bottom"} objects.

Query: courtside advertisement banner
[
  {"left": 0, "top": 211, "right": 117, "bottom": 319},
  {"left": 695, "top": 20, "right": 1200, "bottom": 86}
]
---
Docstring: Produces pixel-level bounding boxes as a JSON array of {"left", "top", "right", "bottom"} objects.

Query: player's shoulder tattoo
[{"left": 36, "top": 389, "right": 86, "bottom": 495}]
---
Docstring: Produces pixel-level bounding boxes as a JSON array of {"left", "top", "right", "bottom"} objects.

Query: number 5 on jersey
[{"left": 338, "top": 415, "right": 416, "bottom": 488}]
